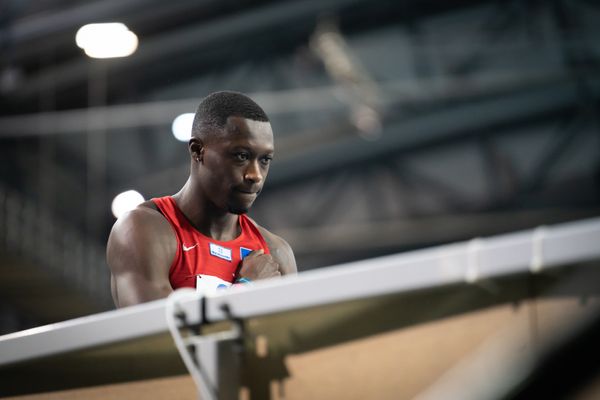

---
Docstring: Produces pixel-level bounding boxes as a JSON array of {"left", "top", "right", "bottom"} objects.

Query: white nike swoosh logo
[{"left": 182, "top": 244, "right": 198, "bottom": 252}]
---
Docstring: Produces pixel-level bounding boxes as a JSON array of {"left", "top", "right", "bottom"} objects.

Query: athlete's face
[{"left": 198, "top": 116, "right": 274, "bottom": 214}]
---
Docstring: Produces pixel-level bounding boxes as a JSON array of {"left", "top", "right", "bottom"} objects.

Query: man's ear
[{"left": 189, "top": 137, "right": 204, "bottom": 162}]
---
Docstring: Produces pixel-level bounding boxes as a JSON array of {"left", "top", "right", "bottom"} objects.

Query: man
[{"left": 107, "top": 91, "right": 297, "bottom": 308}]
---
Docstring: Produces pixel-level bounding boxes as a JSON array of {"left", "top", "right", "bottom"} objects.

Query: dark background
[{"left": 0, "top": 0, "right": 599, "bottom": 333}]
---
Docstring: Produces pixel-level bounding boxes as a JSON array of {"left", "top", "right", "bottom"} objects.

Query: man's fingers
[
  {"left": 239, "top": 250, "right": 282, "bottom": 280},
  {"left": 248, "top": 249, "right": 265, "bottom": 257}
]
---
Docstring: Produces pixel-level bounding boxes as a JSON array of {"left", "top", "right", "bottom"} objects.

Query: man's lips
[{"left": 234, "top": 188, "right": 260, "bottom": 195}]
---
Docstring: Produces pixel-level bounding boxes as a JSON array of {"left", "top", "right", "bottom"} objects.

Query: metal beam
[
  {"left": 0, "top": 86, "right": 347, "bottom": 137},
  {"left": 266, "top": 76, "right": 600, "bottom": 187},
  {"left": 2, "top": 0, "right": 162, "bottom": 44},
  {"left": 276, "top": 208, "right": 600, "bottom": 256},
  {"left": 13, "top": 0, "right": 366, "bottom": 100},
  {"left": 0, "top": 69, "right": 580, "bottom": 137}
]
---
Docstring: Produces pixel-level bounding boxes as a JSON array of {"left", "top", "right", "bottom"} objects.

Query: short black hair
[{"left": 191, "top": 91, "right": 269, "bottom": 139}]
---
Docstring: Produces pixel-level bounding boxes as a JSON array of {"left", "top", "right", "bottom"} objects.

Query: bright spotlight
[
  {"left": 111, "top": 190, "right": 145, "bottom": 218},
  {"left": 172, "top": 113, "right": 195, "bottom": 142},
  {"left": 76, "top": 23, "right": 138, "bottom": 59}
]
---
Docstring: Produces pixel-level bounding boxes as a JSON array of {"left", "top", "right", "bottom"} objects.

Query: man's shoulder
[
  {"left": 120, "top": 201, "right": 161, "bottom": 225},
  {"left": 110, "top": 200, "right": 171, "bottom": 241},
  {"left": 106, "top": 199, "right": 177, "bottom": 304},
  {"left": 245, "top": 216, "right": 297, "bottom": 274},
  {"left": 246, "top": 216, "right": 289, "bottom": 248}
]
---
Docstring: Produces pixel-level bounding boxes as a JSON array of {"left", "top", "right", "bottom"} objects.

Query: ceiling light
[
  {"left": 172, "top": 113, "right": 195, "bottom": 142},
  {"left": 76, "top": 23, "right": 138, "bottom": 59},
  {"left": 111, "top": 190, "right": 144, "bottom": 218}
]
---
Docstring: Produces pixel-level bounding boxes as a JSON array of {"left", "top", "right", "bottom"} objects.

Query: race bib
[{"left": 195, "top": 274, "right": 232, "bottom": 295}]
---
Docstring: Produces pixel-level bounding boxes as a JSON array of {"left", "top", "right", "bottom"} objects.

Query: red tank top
[{"left": 152, "top": 196, "right": 270, "bottom": 289}]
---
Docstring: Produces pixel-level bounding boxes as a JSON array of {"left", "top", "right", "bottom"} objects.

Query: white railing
[{"left": 2, "top": 216, "right": 600, "bottom": 366}]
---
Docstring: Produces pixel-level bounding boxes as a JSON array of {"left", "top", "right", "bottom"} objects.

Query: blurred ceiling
[{"left": 0, "top": 0, "right": 599, "bottom": 325}]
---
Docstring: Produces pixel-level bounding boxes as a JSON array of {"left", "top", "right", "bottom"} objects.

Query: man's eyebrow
[
  {"left": 231, "top": 145, "right": 274, "bottom": 153},
  {"left": 230, "top": 145, "right": 252, "bottom": 152}
]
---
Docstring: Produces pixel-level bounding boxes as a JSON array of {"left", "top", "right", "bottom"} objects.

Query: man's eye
[
  {"left": 235, "top": 153, "right": 249, "bottom": 161},
  {"left": 260, "top": 157, "right": 273, "bottom": 166}
]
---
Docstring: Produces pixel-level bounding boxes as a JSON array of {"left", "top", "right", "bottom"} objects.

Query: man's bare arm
[
  {"left": 106, "top": 205, "right": 176, "bottom": 307},
  {"left": 257, "top": 226, "right": 298, "bottom": 275}
]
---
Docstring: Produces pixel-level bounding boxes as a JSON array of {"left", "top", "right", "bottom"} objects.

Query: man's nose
[{"left": 244, "top": 160, "right": 263, "bottom": 184}]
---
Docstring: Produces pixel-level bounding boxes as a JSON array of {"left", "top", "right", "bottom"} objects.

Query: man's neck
[{"left": 173, "top": 179, "right": 240, "bottom": 241}]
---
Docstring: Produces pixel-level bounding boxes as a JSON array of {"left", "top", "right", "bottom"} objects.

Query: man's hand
[{"left": 237, "top": 249, "right": 281, "bottom": 281}]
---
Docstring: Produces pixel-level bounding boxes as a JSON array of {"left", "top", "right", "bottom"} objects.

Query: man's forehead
[{"left": 224, "top": 116, "right": 273, "bottom": 141}]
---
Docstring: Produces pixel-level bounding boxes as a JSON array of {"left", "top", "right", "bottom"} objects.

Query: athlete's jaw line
[
  {"left": 226, "top": 188, "right": 261, "bottom": 215},
  {"left": 227, "top": 203, "right": 249, "bottom": 215}
]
